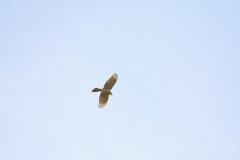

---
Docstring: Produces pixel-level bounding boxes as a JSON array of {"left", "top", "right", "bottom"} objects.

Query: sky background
[{"left": 1, "top": 0, "right": 240, "bottom": 160}]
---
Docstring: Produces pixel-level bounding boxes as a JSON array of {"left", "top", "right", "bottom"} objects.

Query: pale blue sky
[{"left": 1, "top": 0, "right": 240, "bottom": 159}]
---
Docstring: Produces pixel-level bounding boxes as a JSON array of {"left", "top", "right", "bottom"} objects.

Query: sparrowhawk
[{"left": 92, "top": 73, "right": 118, "bottom": 108}]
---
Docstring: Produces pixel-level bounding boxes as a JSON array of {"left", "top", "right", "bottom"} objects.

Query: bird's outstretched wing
[
  {"left": 103, "top": 73, "right": 118, "bottom": 90},
  {"left": 99, "top": 93, "right": 109, "bottom": 108}
]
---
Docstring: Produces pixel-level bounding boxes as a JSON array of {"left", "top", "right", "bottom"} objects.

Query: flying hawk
[{"left": 92, "top": 73, "right": 118, "bottom": 108}]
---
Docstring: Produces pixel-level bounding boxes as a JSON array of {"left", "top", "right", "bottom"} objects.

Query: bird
[{"left": 92, "top": 73, "right": 118, "bottom": 108}]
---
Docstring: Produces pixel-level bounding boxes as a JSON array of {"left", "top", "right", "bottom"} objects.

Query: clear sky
[{"left": 1, "top": 0, "right": 240, "bottom": 159}]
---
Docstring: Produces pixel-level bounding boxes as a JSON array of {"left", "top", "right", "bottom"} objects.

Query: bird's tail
[{"left": 92, "top": 88, "right": 102, "bottom": 92}]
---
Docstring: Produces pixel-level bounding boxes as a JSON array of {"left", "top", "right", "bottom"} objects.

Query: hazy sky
[{"left": 1, "top": 0, "right": 240, "bottom": 159}]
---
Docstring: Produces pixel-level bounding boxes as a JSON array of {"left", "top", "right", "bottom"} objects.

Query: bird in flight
[{"left": 92, "top": 73, "right": 118, "bottom": 108}]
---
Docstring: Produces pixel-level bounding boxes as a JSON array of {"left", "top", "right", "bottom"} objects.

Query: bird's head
[{"left": 109, "top": 91, "right": 113, "bottom": 95}]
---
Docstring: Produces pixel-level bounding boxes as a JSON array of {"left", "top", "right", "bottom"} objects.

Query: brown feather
[
  {"left": 99, "top": 93, "right": 109, "bottom": 108},
  {"left": 103, "top": 73, "right": 118, "bottom": 90}
]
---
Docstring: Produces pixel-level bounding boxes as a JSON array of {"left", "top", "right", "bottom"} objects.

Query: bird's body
[
  {"left": 92, "top": 73, "right": 118, "bottom": 108},
  {"left": 92, "top": 88, "right": 112, "bottom": 95}
]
